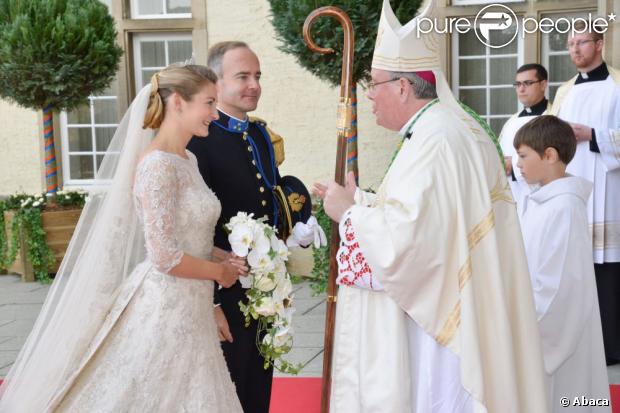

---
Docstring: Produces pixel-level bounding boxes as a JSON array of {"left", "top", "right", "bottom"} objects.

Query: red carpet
[
  {"left": 270, "top": 377, "right": 322, "bottom": 413},
  {"left": 0, "top": 378, "right": 618, "bottom": 411},
  {"left": 269, "top": 380, "right": 620, "bottom": 413}
]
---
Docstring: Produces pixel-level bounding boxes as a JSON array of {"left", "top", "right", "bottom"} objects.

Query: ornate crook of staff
[{"left": 303, "top": 7, "right": 354, "bottom": 413}]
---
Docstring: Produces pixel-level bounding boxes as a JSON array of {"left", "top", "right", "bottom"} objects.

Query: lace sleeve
[
  {"left": 336, "top": 209, "right": 384, "bottom": 291},
  {"left": 134, "top": 154, "right": 184, "bottom": 273}
]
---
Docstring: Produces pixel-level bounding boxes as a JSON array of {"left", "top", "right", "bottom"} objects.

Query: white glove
[{"left": 286, "top": 216, "right": 328, "bottom": 248}]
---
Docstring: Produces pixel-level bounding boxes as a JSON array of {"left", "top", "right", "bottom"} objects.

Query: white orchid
[
  {"left": 276, "top": 304, "right": 295, "bottom": 325},
  {"left": 274, "top": 238, "right": 289, "bottom": 261},
  {"left": 227, "top": 212, "right": 253, "bottom": 229},
  {"left": 229, "top": 223, "right": 254, "bottom": 257},
  {"left": 254, "top": 273, "right": 276, "bottom": 292},
  {"left": 262, "top": 332, "right": 273, "bottom": 346},
  {"left": 272, "top": 326, "right": 293, "bottom": 349},
  {"left": 247, "top": 249, "right": 275, "bottom": 272},
  {"left": 252, "top": 225, "right": 271, "bottom": 255},
  {"left": 273, "top": 276, "right": 293, "bottom": 304},
  {"left": 226, "top": 211, "right": 300, "bottom": 373},
  {"left": 255, "top": 296, "right": 277, "bottom": 316},
  {"left": 32, "top": 201, "right": 41, "bottom": 207}
]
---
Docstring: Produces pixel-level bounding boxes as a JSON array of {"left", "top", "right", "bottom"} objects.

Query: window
[
  {"left": 452, "top": 23, "right": 523, "bottom": 135},
  {"left": 59, "top": 80, "right": 120, "bottom": 185},
  {"left": 541, "top": 12, "right": 588, "bottom": 101},
  {"left": 130, "top": 0, "right": 191, "bottom": 19},
  {"left": 132, "top": 33, "right": 193, "bottom": 91},
  {"left": 59, "top": 33, "right": 193, "bottom": 186},
  {"left": 451, "top": 0, "right": 524, "bottom": 5}
]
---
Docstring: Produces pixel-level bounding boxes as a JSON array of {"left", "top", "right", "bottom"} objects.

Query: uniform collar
[
  {"left": 576, "top": 62, "right": 609, "bottom": 84},
  {"left": 518, "top": 97, "right": 548, "bottom": 117},
  {"left": 217, "top": 109, "right": 249, "bottom": 133}
]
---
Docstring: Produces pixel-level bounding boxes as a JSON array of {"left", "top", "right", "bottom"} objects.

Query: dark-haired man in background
[{"left": 499, "top": 63, "right": 550, "bottom": 206}]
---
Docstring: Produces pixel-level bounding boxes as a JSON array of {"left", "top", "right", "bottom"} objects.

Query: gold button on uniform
[
  {"left": 256, "top": 173, "right": 262, "bottom": 179},
  {"left": 261, "top": 200, "right": 267, "bottom": 206},
  {"left": 252, "top": 160, "right": 256, "bottom": 166},
  {"left": 259, "top": 187, "right": 265, "bottom": 193},
  {"left": 247, "top": 146, "right": 252, "bottom": 152}
]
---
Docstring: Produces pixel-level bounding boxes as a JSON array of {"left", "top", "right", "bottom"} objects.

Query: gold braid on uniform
[{"left": 273, "top": 186, "right": 293, "bottom": 239}]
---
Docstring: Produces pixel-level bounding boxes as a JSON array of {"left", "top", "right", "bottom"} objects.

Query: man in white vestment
[
  {"left": 499, "top": 63, "right": 550, "bottom": 206},
  {"left": 313, "top": 1, "right": 549, "bottom": 412},
  {"left": 549, "top": 21, "right": 620, "bottom": 365},
  {"left": 516, "top": 115, "right": 610, "bottom": 412}
]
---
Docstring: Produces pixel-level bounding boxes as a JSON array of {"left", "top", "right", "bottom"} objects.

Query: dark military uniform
[{"left": 187, "top": 110, "right": 282, "bottom": 413}]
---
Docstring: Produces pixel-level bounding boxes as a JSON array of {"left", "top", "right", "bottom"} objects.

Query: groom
[{"left": 188, "top": 41, "right": 286, "bottom": 413}]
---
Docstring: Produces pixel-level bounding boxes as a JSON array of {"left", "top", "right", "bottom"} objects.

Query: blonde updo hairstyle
[{"left": 143, "top": 64, "right": 218, "bottom": 129}]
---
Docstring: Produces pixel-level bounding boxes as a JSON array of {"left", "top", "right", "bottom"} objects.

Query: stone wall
[{"left": 0, "top": 101, "right": 44, "bottom": 194}]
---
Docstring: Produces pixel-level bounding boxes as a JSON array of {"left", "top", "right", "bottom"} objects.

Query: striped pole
[
  {"left": 346, "top": 85, "right": 359, "bottom": 183},
  {"left": 43, "top": 104, "right": 58, "bottom": 194}
]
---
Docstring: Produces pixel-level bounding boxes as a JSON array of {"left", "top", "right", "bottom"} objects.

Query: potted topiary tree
[
  {"left": 267, "top": 0, "right": 421, "bottom": 293},
  {"left": 0, "top": 0, "right": 122, "bottom": 194},
  {"left": 0, "top": 0, "right": 122, "bottom": 282}
]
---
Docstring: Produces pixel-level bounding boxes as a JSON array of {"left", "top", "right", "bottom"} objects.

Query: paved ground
[
  {"left": 1, "top": 274, "right": 619, "bottom": 384},
  {"left": 0, "top": 274, "right": 325, "bottom": 378}
]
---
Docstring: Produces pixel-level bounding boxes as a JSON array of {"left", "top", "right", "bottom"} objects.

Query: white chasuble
[
  {"left": 520, "top": 176, "right": 610, "bottom": 412},
  {"left": 550, "top": 68, "right": 620, "bottom": 263},
  {"left": 330, "top": 102, "right": 549, "bottom": 413}
]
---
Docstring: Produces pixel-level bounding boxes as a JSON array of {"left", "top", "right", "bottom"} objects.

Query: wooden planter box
[{"left": 4, "top": 208, "right": 82, "bottom": 282}]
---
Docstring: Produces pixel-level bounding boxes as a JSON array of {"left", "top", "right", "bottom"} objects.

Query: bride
[{"left": 0, "top": 64, "right": 246, "bottom": 412}]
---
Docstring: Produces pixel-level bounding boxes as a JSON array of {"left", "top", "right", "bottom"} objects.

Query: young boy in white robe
[{"left": 515, "top": 115, "right": 610, "bottom": 413}]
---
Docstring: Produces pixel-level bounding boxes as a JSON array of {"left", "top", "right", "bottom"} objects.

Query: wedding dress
[
  {"left": 0, "top": 84, "right": 242, "bottom": 413},
  {"left": 53, "top": 150, "right": 242, "bottom": 412}
]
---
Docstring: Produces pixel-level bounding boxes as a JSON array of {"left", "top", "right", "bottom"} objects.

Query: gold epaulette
[{"left": 249, "top": 116, "right": 285, "bottom": 166}]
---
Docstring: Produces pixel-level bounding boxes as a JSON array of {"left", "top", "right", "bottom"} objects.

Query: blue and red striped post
[
  {"left": 43, "top": 104, "right": 58, "bottom": 194},
  {"left": 346, "top": 85, "right": 359, "bottom": 184}
]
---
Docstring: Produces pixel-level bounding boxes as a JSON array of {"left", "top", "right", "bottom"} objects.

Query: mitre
[{"left": 371, "top": 0, "right": 440, "bottom": 73}]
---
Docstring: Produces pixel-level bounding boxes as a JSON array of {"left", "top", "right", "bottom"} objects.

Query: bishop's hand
[{"left": 318, "top": 171, "right": 356, "bottom": 223}]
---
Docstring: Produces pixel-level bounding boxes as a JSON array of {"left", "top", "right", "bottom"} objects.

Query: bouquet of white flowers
[{"left": 226, "top": 212, "right": 302, "bottom": 374}]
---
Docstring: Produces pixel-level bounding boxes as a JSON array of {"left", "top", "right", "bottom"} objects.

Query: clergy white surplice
[
  {"left": 499, "top": 114, "right": 536, "bottom": 208},
  {"left": 520, "top": 175, "right": 610, "bottom": 412},
  {"left": 551, "top": 71, "right": 620, "bottom": 263}
]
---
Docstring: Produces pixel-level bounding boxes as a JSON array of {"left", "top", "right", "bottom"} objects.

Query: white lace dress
[{"left": 54, "top": 150, "right": 242, "bottom": 412}]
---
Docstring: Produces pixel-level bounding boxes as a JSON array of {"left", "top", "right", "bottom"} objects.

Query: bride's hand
[{"left": 218, "top": 261, "right": 241, "bottom": 288}]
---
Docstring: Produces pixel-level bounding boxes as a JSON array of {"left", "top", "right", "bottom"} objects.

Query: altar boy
[{"left": 515, "top": 115, "right": 610, "bottom": 412}]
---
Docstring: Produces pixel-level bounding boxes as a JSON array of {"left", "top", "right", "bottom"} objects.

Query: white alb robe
[
  {"left": 520, "top": 175, "right": 610, "bottom": 412},
  {"left": 550, "top": 69, "right": 620, "bottom": 263},
  {"left": 499, "top": 114, "right": 536, "bottom": 208},
  {"left": 330, "top": 101, "right": 549, "bottom": 413}
]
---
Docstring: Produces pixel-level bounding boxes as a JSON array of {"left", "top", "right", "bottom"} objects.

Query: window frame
[
  {"left": 451, "top": 20, "right": 524, "bottom": 134},
  {"left": 132, "top": 32, "right": 193, "bottom": 92},
  {"left": 130, "top": 0, "right": 191, "bottom": 20},
  {"left": 59, "top": 95, "right": 120, "bottom": 187}
]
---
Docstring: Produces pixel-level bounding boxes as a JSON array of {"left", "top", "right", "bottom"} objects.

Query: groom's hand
[
  {"left": 214, "top": 306, "right": 233, "bottom": 342},
  {"left": 211, "top": 247, "right": 230, "bottom": 263}
]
